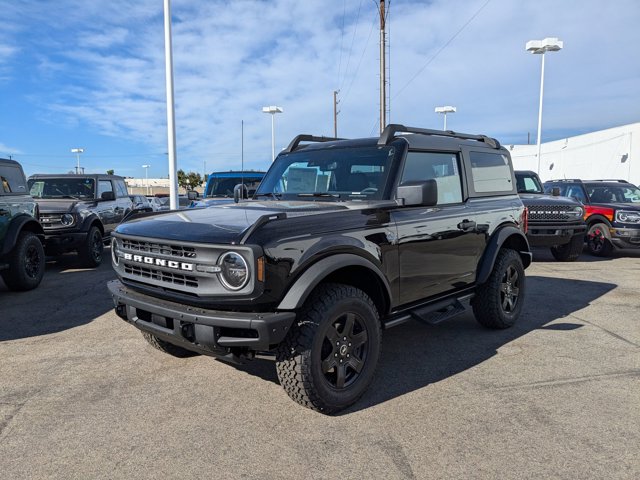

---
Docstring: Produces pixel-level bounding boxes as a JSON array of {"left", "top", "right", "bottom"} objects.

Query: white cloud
[{"left": 2, "top": 0, "right": 640, "bottom": 174}]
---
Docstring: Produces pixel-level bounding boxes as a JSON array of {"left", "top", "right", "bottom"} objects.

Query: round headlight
[
  {"left": 111, "top": 237, "right": 120, "bottom": 266},
  {"left": 218, "top": 251, "right": 249, "bottom": 291},
  {"left": 61, "top": 213, "right": 75, "bottom": 226},
  {"left": 574, "top": 206, "right": 584, "bottom": 217}
]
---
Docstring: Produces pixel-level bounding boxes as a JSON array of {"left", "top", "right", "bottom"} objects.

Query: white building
[{"left": 509, "top": 122, "right": 639, "bottom": 185}]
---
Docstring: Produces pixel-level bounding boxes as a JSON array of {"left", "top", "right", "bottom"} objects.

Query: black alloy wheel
[
  {"left": 276, "top": 283, "right": 382, "bottom": 414},
  {"left": 79, "top": 226, "right": 103, "bottom": 267},
  {"left": 586, "top": 223, "right": 613, "bottom": 257},
  {"left": 1, "top": 231, "right": 45, "bottom": 291},
  {"left": 499, "top": 264, "right": 520, "bottom": 314}
]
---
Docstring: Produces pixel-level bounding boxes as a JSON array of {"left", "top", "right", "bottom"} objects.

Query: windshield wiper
[
  {"left": 297, "top": 192, "right": 341, "bottom": 198},
  {"left": 255, "top": 192, "right": 282, "bottom": 200}
]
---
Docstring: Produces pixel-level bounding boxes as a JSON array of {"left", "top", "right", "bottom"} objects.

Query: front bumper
[
  {"left": 43, "top": 231, "right": 87, "bottom": 251},
  {"left": 108, "top": 280, "right": 296, "bottom": 355},
  {"left": 609, "top": 226, "right": 640, "bottom": 248},
  {"left": 526, "top": 223, "right": 586, "bottom": 247}
]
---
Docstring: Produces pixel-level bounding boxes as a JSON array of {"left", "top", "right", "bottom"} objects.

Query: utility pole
[
  {"left": 333, "top": 90, "right": 340, "bottom": 137},
  {"left": 378, "top": 0, "right": 387, "bottom": 134}
]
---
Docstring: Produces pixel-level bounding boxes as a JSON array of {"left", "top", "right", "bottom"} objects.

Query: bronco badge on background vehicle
[
  {"left": 108, "top": 125, "right": 531, "bottom": 414},
  {"left": 0, "top": 158, "right": 45, "bottom": 291}
]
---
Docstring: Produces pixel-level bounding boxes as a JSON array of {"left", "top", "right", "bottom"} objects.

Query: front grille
[
  {"left": 124, "top": 263, "right": 199, "bottom": 288},
  {"left": 122, "top": 238, "right": 197, "bottom": 259},
  {"left": 527, "top": 205, "right": 576, "bottom": 222},
  {"left": 40, "top": 214, "right": 64, "bottom": 228}
]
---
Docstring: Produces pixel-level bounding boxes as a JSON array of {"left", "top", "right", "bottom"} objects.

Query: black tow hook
[{"left": 115, "top": 304, "right": 128, "bottom": 321}]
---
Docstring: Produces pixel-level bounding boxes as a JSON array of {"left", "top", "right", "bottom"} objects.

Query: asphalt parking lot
[{"left": 1, "top": 248, "right": 639, "bottom": 479}]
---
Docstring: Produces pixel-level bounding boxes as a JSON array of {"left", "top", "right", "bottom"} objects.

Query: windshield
[
  {"left": 255, "top": 145, "right": 397, "bottom": 201},
  {"left": 28, "top": 178, "right": 95, "bottom": 199},
  {"left": 587, "top": 185, "right": 640, "bottom": 203},
  {"left": 515, "top": 172, "right": 543, "bottom": 194},
  {"left": 205, "top": 175, "right": 264, "bottom": 198}
]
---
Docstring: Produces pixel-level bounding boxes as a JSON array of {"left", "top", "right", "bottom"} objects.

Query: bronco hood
[
  {"left": 518, "top": 193, "right": 582, "bottom": 207},
  {"left": 116, "top": 201, "right": 349, "bottom": 244},
  {"left": 34, "top": 198, "right": 88, "bottom": 213}
]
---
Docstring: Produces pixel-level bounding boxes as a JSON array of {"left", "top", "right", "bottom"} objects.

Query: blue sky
[{"left": 1, "top": 0, "right": 639, "bottom": 178}]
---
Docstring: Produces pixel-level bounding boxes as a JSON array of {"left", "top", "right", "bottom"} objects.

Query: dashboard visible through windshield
[{"left": 28, "top": 178, "right": 95, "bottom": 199}]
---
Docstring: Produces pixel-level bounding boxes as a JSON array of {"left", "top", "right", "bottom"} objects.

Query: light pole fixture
[
  {"left": 142, "top": 164, "right": 151, "bottom": 195},
  {"left": 526, "top": 37, "right": 563, "bottom": 174},
  {"left": 262, "top": 105, "right": 283, "bottom": 161},
  {"left": 71, "top": 148, "right": 84, "bottom": 174},
  {"left": 434, "top": 106, "right": 456, "bottom": 130}
]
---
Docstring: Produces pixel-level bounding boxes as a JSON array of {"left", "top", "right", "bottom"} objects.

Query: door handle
[{"left": 457, "top": 219, "right": 476, "bottom": 231}]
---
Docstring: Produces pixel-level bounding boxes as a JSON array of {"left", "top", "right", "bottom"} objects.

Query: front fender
[
  {"left": 476, "top": 225, "right": 531, "bottom": 285},
  {"left": 1, "top": 214, "right": 44, "bottom": 256},
  {"left": 277, "top": 253, "right": 392, "bottom": 311}
]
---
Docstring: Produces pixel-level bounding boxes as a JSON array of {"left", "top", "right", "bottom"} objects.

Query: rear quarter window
[
  {"left": 0, "top": 165, "right": 28, "bottom": 195},
  {"left": 469, "top": 151, "right": 514, "bottom": 193}
]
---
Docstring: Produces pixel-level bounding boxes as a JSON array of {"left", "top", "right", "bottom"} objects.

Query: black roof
[
  {"left": 0, "top": 158, "right": 23, "bottom": 168},
  {"left": 283, "top": 124, "right": 506, "bottom": 155},
  {"left": 28, "top": 173, "right": 125, "bottom": 180}
]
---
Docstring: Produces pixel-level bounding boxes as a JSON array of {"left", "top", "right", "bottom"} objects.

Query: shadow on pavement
[
  {"left": 531, "top": 246, "right": 640, "bottom": 263},
  {"left": 237, "top": 275, "right": 616, "bottom": 413},
  {"left": 0, "top": 252, "right": 116, "bottom": 341}
]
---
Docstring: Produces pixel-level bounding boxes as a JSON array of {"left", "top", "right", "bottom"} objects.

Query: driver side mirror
[
  {"left": 233, "top": 183, "right": 248, "bottom": 203},
  {"left": 397, "top": 179, "right": 438, "bottom": 207},
  {"left": 187, "top": 190, "right": 199, "bottom": 200},
  {"left": 101, "top": 191, "right": 115, "bottom": 201},
  {"left": 551, "top": 187, "right": 560, "bottom": 196}
]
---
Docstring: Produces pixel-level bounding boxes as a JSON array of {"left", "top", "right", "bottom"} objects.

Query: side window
[
  {"left": 469, "top": 151, "right": 513, "bottom": 193},
  {"left": 115, "top": 179, "right": 128, "bottom": 197},
  {"left": 97, "top": 180, "right": 114, "bottom": 198},
  {"left": 0, "top": 166, "right": 28, "bottom": 194},
  {"left": 401, "top": 151, "right": 462, "bottom": 204}
]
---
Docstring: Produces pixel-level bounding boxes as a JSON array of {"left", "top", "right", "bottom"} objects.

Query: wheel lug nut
[
  {"left": 334, "top": 353, "right": 337, "bottom": 357},
  {"left": 348, "top": 343, "right": 351, "bottom": 346},
  {"left": 347, "top": 354, "right": 350, "bottom": 357},
  {"left": 340, "top": 359, "right": 343, "bottom": 363},
  {"left": 343, "top": 337, "right": 347, "bottom": 341}
]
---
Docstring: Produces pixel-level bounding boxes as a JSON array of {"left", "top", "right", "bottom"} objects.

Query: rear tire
[
  {"left": 550, "top": 235, "right": 583, "bottom": 261},
  {"left": 78, "top": 226, "right": 103, "bottom": 267},
  {"left": 141, "top": 332, "right": 199, "bottom": 358},
  {"left": 473, "top": 249, "right": 525, "bottom": 329},
  {"left": 1, "top": 231, "right": 45, "bottom": 291},
  {"left": 275, "top": 283, "right": 381, "bottom": 414},
  {"left": 586, "top": 223, "right": 613, "bottom": 257}
]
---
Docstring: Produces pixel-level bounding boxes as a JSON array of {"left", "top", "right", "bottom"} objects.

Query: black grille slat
[
  {"left": 121, "top": 239, "right": 197, "bottom": 258},
  {"left": 527, "top": 205, "right": 575, "bottom": 222},
  {"left": 124, "top": 264, "right": 199, "bottom": 288}
]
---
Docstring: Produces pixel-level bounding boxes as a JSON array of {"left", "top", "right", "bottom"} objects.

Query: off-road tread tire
[
  {"left": 586, "top": 222, "right": 613, "bottom": 257},
  {"left": 550, "top": 234, "right": 583, "bottom": 262},
  {"left": 141, "top": 331, "right": 199, "bottom": 358},
  {"left": 1, "top": 231, "right": 45, "bottom": 291},
  {"left": 78, "top": 226, "right": 103, "bottom": 268},
  {"left": 472, "top": 248, "right": 525, "bottom": 329},
  {"left": 275, "top": 283, "right": 381, "bottom": 414}
]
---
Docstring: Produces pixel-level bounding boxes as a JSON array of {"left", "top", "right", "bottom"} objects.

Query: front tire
[
  {"left": 473, "top": 249, "right": 525, "bottom": 329},
  {"left": 550, "top": 234, "right": 583, "bottom": 261},
  {"left": 78, "top": 226, "right": 103, "bottom": 267},
  {"left": 1, "top": 231, "right": 45, "bottom": 291},
  {"left": 586, "top": 223, "right": 613, "bottom": 257},
  {"left": 276, "top": 283, "right": 381, "bottom": 414}
]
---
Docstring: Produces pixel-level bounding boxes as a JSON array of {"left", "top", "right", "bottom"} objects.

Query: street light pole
[
  {"left": 262, "top": 106, "right": 283, "bottom": 161},
  {"left": 435, "top": 106, "right": 456, "bottom": 130},
  {"left": 526, "top": 37, "right": 563, "bottom": 175},
  {"left": 142, "top": 165, "right": 151, "bottom": 195},
  {"left": 164, "top": 0, "right": 179, "bottom": 210},
  {"left": 71, "top": 148, "right": 84, "bottom": 174}
]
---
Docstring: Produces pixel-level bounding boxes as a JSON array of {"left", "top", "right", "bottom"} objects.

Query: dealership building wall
[{"left": 509, "top": 122, "right": 639, "bottom": 186}]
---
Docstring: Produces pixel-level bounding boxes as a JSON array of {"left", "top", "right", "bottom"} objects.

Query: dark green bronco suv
[{"left": 0, "top": 159, "right": 45, "bottom": 291}]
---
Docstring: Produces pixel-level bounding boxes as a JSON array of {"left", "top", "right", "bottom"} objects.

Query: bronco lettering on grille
[{"left": 123, "top": 252, "right": 194, "bottom": 271}]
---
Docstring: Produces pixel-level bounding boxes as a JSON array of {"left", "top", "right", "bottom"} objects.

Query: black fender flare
[
  {"left": 1, "top": 214, "right": 44, "bottom": 256},
  {"left": 79, "top": 213, "right": 104, "bottom": 234},
  {"left": 476, "top": 226, "right": 531, "bottom": 285},
  {"left": 585, "top": 214, "right": 612, "bottom": 228},
  {"left": 277, "top": 253, "right": 392, "bottom": 311}
]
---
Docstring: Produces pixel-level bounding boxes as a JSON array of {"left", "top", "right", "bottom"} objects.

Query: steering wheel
[{"left": 360, "top": 187, "right": 378, "bottom": 194}]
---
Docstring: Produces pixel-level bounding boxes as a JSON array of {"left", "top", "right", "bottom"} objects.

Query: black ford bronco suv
[
  {"left": 543, "top": 178, "right": 640, "bottom": 256},
  {"left": 515, "top": 170, "right": 586, "bottom": 261},
  {"left": 0, "top": 159, "right": 45, "bottom": 291},
  {"left": 108, "top": 125, "right": 531, "bottom": 413},
  {"left": 28, "top": 174, "right": 133, "bottom": 267}
]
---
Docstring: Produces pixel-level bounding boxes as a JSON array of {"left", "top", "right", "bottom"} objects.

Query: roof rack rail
[
  {"left": 283, "top": 135, "right": 345, "bottom": 153},
  {"left": 377, "top": 124, "right": 501, "bottom": 149},
  {"left": 589, "top": 179, "right": 630, "bottom": 183},
  {"left": 546, "top": 179, "right": 584, "bottom": 183}
]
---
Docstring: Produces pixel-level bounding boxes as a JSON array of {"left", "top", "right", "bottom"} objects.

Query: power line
[
  {"left": 339, "top": 0, "right": 364, "bottom": 90},
  {"left": 336, "top": 0, "right": 347, "bottom": 86},
  {"left": 340, "top": 9, "right": 377, "bottom": 108},
  {"left": 392, "top": 0, "right": 492, "bottom": 100}
]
